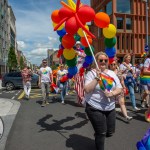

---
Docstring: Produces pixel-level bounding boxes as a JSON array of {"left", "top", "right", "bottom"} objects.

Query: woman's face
[
  {"left": 125, "top": 55, "right": 131, "bottom": 63},
  {"left": 76, "top": 44, "right": 80, "bottom": 49},
  {"left": 109, "top": 61, "right": 117, "bottom": 70},
  {"left": 97, "top": 55, "right": 108, "bottom": 70}
]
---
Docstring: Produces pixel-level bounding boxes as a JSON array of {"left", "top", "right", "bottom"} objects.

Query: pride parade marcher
[
  {"left": 140, "top": 54, "right": 150, "bottom": 122},
  {"left": 120, "top": 54, "right": 140, "bottom": 111},
  {"left": 38, "top": 59, "right": 53, "bottom": 107},
  {"left": 74, "top": 41, "right": 86, "bottom": 105},
  {"left": 56, "top": 64, "right": 68, "bottom": 104},
  {"left": 84, "top": 52, "right": 122, "bottom": 150},
  {"left": 109, "top": 59, "right": 133, "bottom": 121}
]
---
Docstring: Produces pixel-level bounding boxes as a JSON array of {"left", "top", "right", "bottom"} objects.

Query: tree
[
  {"left": 19, "top": 56, "right": 24, "bottom": 70},
  {"left": 7, "top": 47, "right": 18, "bottom": 71}
]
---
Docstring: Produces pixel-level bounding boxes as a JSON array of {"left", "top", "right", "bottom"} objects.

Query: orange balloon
[
  {"left": 51, "top": 10, "right": 61, "bottom": 24},
  {"left": 80, "top": 35, "right": 92, "bottom": 47},
  {"left": 94, "top": 12, "right": 110, "bottom": 28},
  {"left": 62, "top": 34, "right": 75, "bottom": 49}
]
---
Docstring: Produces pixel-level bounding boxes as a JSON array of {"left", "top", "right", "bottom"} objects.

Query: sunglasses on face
[
  {"left": 110, "top": 63, "right": 116, "bottom": 66},
  {"left": 99, "top": 59, "right": 108, "bottom": 63},
  {"left": 43, "top": 62, "right": 47, "bottom": 64}
]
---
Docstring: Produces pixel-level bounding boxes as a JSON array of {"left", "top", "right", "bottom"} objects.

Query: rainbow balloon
[{"left": 99, "top": 73, "right": 114, "bottom": 91}]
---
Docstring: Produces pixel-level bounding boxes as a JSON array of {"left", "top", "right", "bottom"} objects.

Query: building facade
[{"left": 90, "top": 0, "right": 150, "bottom": 62}]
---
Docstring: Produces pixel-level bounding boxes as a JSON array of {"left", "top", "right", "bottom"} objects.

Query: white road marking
[{"left": 11, "top": 96, "right": 15, "bottom": 99}]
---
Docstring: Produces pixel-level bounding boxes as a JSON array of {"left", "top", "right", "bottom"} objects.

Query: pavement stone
[
  {"left": 0, "top": 98, "right": 20, "bottom": 150},
  {"left": 0, "top": 80, "right": 2, "bottom": 89}
]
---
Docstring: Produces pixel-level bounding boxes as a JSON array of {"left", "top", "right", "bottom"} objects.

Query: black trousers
[{"left": 85, "top": 103, "right": 116, "bottom": 150}]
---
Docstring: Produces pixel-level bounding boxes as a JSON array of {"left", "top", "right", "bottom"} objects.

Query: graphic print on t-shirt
[{"left": 42, "top": 69, "right": 48, "bottom": 75}]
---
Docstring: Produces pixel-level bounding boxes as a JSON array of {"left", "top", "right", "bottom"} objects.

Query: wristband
[{"left": 95, "top": 76, "right": 100, "bottom": 81}]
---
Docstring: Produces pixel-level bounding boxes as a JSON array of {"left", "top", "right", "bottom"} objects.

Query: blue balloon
[
  {"left": 67, "top": 73, "right": 73, "bottom": 79},
  {"left": 83, "top": 62, "right": 89, "bottom": 68},
  {"left": 68, "top": 66, "right": 78, "bottom": 76},
  {"left": 57, "top": 28, "right": 66, "bottom": 37},
  {"left": 85, "top": 56, "right": 94, "bottom": 64},
  {"left": 105, "top": 47, "right": 116, "bottom": 58}
]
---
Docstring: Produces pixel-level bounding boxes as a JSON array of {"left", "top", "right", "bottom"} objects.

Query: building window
[
  {"left": 122, "top": 35, "right": 124, "bottom": 51},
  {"left": 117, "top": 17, "right": 123, "bottom": 29},
  {"left": 126, "top": 18, "right": 132, "bottom": 30},
  {"left": 117, "top": 0, "right": 131, "bottom": 14},
  {"left": 106, "top": 1, "right": 112, "bottom": 15},
  {"left": 117, "top": 36, "right": 120, "bottom": 49}
]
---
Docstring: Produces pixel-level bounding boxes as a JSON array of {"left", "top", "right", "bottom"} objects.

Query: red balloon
[
  {"left": 51, "top": 10, "right": 61, "bottom": 23},
  {"left": 65, "top": 17, "right": 79, "bottom": 35},
  {"left": 80, "top": 35, "right": 92, "bottom": 47},
  {"left": 79, "top": 67, "right": 84, "bottom": 74},
  {"left": 60, "top": 75, "right": 68, "bottom": 82},
  {"left": 57, "top": 49, "right": 64, "bottom": 58},
  {"left": 94, "top": 12, "right": 110, "bottom": 28},
  {"left": 109, "top": 57, "right": 115, "bottom": 64},
  {"left": 77, "top": 5, "right": 95, "bottom": 24},
  {"left": 62, "top": 34, "right": 75, "bottom": 49},
  {"left": 59, "top": 7, "right": 74, "bottom": 20}
]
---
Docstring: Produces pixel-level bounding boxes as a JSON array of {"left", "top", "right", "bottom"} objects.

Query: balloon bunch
[
  {"left": 141, "top": 52, "right": 146, "bottom": 57},
  {"left": 51, "top": 0, "right": 117, "bottom": 80},
  {"left": 94, "top": 12, "right": 117, "bottom": 64}
]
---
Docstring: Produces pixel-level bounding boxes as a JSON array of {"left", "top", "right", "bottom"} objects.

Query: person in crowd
[
  {"left": 38, "top": 59, "right": 53, "bottom": 107},
  {"left": 74, "top": 41, "right": 86, "bottom": 105},
  {"left": 84, "top": 52, "right": 122, "bottom": 150},
  {"left": 109, "top": 59, "right": 133, "bottom": 121},
  {"left": 21, "top": 63, "right": 33, "bottom": 100},
  {"left": 140, "top": 54, "right": 150, "bottom": 121},
  {"left": 119, "top": 54, "right": 140, "bottom": 111},
  {"left": 56, "top": 64, "right": 68, "bottom": 104}
]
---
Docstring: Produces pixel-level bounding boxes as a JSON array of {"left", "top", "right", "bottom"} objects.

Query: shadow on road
[{"left": 66, "top": 134, "right": 96, "bottom": 150}]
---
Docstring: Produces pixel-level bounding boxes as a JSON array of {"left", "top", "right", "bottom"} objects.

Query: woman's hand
[{"left": 104, "top": 90, "right": 114, "bottom": 98}]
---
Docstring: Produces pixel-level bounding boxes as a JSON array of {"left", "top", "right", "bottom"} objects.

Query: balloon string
[{"left": 83, "top": 30, "right": 110, "bottom": 102}]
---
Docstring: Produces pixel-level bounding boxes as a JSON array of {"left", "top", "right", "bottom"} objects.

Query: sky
[{"left": 8, "top": 0, "right": 90, "bottom": 65}]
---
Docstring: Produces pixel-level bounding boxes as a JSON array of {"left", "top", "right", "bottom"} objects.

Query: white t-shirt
[
  {"left": 57, "top": 69, "right": 68, "bottom": 80},
  {"left": 144, "top": 58, "right": 150, "bottom": 69},
  {"left": 39, "top": 66, "right": 52, "bottom": 83},
  {"left": 85, "top": 70, "right": 122, "bottom": 111}
]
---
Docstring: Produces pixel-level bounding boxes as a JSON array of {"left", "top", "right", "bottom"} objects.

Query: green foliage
[
  {"left": 7, "top": 47, "right": 18, "bottom": 70},
  {"left": 19, "top": 56, "right": 24, "bottom": 70}
]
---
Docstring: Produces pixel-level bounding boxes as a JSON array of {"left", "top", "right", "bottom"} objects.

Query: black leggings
[{"left": 85, "top": 103, "right": 116, "bottom": 150}]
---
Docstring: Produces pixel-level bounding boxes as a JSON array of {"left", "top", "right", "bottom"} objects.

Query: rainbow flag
[
  {"left": 99, "top": 73, "right": 115, "bottom": 91},
  {"left": 140, "top": 75, "right": 150, "bottom": 85}
]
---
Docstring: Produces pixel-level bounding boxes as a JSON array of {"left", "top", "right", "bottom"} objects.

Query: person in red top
[{"left": 21, "top": 63, "right": 33, "bottom": 100}]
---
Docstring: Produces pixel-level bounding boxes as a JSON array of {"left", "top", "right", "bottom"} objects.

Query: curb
[{"left": 0, "top": 99, "right": 20, "bottom": 150}]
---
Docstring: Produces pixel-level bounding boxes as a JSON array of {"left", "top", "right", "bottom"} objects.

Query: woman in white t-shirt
[
  {"left": 56, "top": 64, "right": 68, "bottom": 104},
  {"left": 84, "top": 52, "right": 122, "bottom": 150}
]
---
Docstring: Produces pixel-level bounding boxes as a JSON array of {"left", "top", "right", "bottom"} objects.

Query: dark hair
[{"left": 42, "top": 59, "right": 47, "bottom": 62}]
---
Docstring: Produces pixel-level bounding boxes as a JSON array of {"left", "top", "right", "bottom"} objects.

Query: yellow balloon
[
  {"left": 103, "top": 24, "right": 116, "bottom": 39},
  {"left": 63, "top": 48, "right": 76, "bottom": 60},
  {"left": 67, "top": 0, "right": 76, "bottom": 10},
  {"left": 77, "top": 25, "right": 89, "bottom": 37},
  {"left": 52, "top": 22, "right": 64, "bottom": 31}
]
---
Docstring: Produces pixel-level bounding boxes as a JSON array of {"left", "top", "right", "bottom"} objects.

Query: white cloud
[{"left": 17, "top": 41, "right": 26, "bottom": 49}]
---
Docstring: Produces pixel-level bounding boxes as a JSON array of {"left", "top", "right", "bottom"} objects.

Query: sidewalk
[
  {"left": 0, "top": 80, "right": 2, "bottom": 89},
  {"left": 0, "top": 98, "right": 20, "bottom": 150}
]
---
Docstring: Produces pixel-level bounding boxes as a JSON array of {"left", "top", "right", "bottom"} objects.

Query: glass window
[
  {"left": 126, "top": 18, "right": 132, "bottom": 30},
  {"left": 117, "top": 0, "right": 131, "bottom": 14},
  {"left": 106, "top": 1, "right": 112, "bottom": 15},
  {"left": 122, "top": 35, "right": 124, "bottom": 50},
  {"left": 117, "top": 17, "right": 123, "bottom": 29},
  {"left": 117, "top": 36, "right": 120, "bottom": 49}
]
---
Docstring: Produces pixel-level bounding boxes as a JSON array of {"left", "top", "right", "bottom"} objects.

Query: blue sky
[{"left": 8, "top": 0, "right": 90, "bottom": 65}]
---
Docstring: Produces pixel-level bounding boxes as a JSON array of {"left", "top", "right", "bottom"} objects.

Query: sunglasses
[
  {"left": 43, "top": 62, "right": 47, "bottom": 64},
  {"left": 99, "top": 59, "right": 108, "bottom": 63},
  {"left": 110, "top": 63, "right": 116, "bottom": 66}
]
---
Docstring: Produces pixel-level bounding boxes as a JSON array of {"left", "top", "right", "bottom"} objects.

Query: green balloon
[
  {"left": 104, "top": 38, "right": 116, "bottom": 48},
  {"left": 84, "top": 46, "right": 94, "bottom": 56},
  {"left": 59, "top": 36, "right": 62, "bottom": 42},
  {"left": 74, "top": 34, "right": 81, "bottom": 41},
  {"left": 66, "top": 57, "right": 77, "bottom": 67}
]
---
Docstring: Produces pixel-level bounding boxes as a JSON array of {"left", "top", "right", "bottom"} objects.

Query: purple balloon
[
  {"left": 67, "top": 73, "right": 73, "bottom": 79},
  {"left": 59, "top": 44, "right": 64, "bottom": 49},
  {"left": 83, "top": 62, "right": 89, "bottom": 68}
]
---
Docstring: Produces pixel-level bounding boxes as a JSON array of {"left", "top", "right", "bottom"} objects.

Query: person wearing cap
[
  {"left": 56, "top": 64, "right": 68, "bottom": 104},
  {"left": 74, "top": 41, "right": 86, "bottom": 105},
  {"left": 21, "top": 63, "right": 33, "bottom": 100},
  {"left": 38, "top": 59, "right": 53, "bottom": 107}
]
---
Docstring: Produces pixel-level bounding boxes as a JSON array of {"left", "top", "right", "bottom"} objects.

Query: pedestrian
[
  {"left": 109, "top": 59, "right": 133, "bottom": 121},
  {"left": 140, "top": 54, "right": 150, "bottom": 121},
  {"left": 38, "top": 59, "right": 53, "bottom": 107},
  {"left": 119, "top": 54, "right": 140, "bottom": 110},
  {"left": 56, "top": 64, "right": 68, "bottom": 104},
  {"left": 84, "top": 52, "right": 122, "bottom": 150},
  {"left": 74, "top": 41, "right": 86, "bottom": 105},
  {"left": 21, "top": 63, "right": 33, "bottom": 100}
]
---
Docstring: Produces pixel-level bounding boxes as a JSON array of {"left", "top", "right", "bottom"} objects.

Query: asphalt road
[{"left": 1, "top": 88, "right": 150, "bottom": 150}]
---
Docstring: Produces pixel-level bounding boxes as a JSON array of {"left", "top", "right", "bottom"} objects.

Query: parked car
[{"left": 2, "top": 72, "right": 39, "bottom": 90}]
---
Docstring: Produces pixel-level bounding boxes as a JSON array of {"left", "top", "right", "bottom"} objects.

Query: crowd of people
[{"left": 21, "top": 41, "right": 150, "bottom": 150}]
